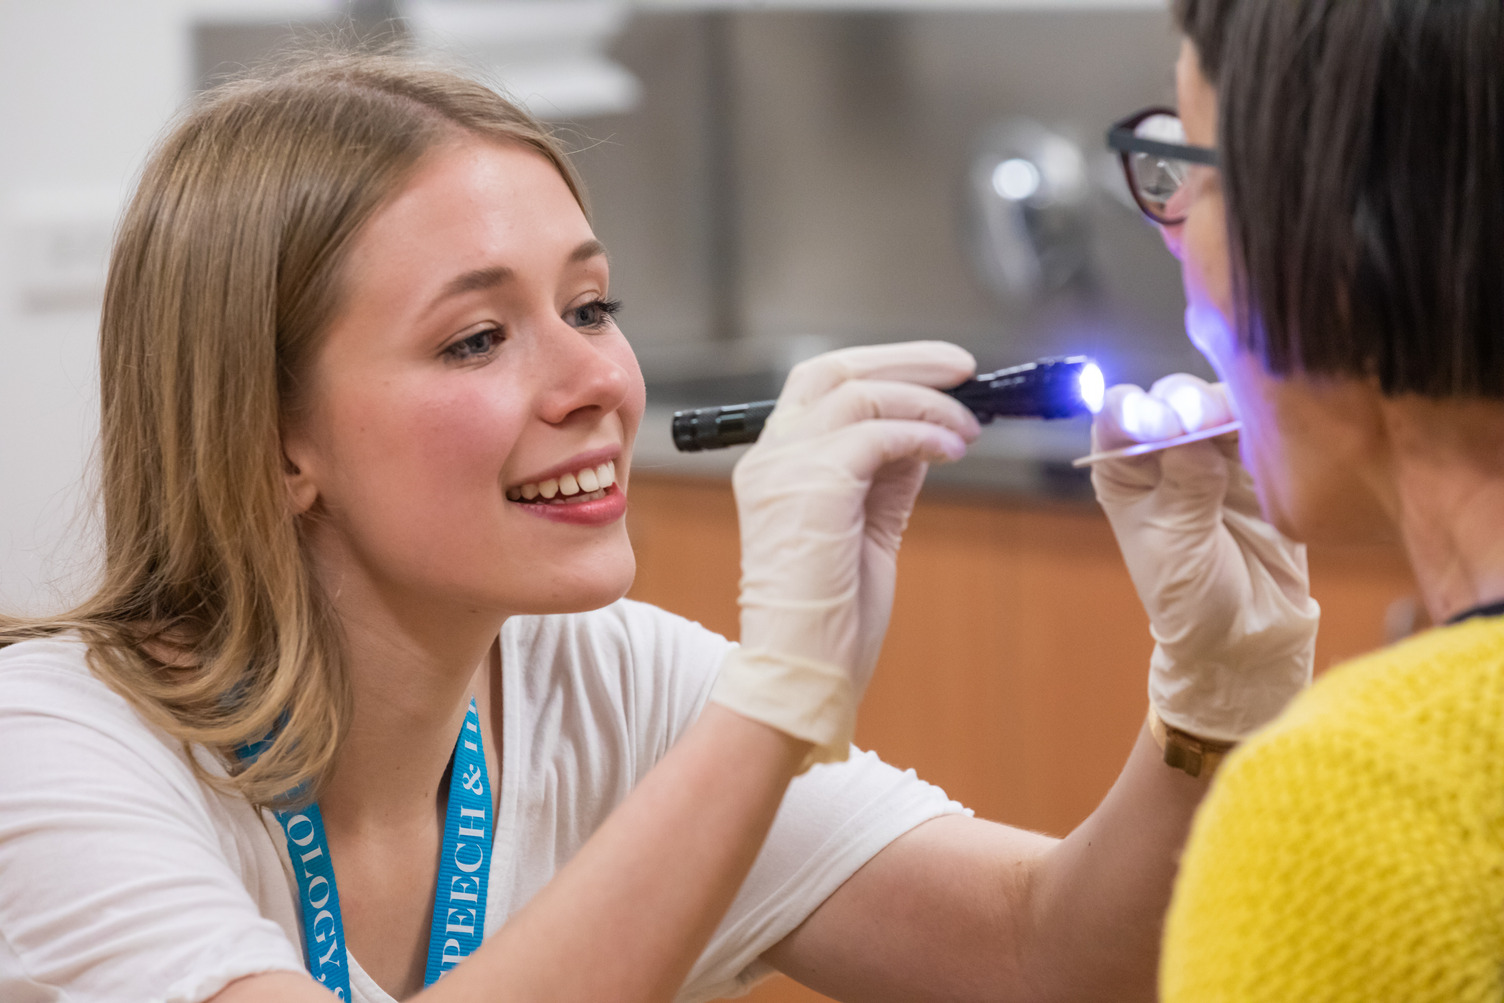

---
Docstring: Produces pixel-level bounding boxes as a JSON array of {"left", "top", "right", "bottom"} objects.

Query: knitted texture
[{"left": 1162, "top": 615, "right": 1504, "bottom": 1002}]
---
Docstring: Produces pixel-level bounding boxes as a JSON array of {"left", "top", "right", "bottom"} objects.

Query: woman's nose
[
  {"left": 1157, "top": 182, "right": 1194, "bottom": 260},
  {"left": 1158, "top": 219, "right": 1188, "bottom": 260},
  {"left": 534, "top": 324, "right": 633, "bottom": 426}
]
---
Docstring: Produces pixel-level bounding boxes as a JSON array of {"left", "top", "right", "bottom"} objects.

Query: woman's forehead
[{"left": 345, "top": 139, "right": 597, "bottom": 285}]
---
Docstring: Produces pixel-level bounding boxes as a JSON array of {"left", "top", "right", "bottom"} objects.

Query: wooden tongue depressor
[{"left": 1071, "top": 420, "right": 1243, "bottom": 468}]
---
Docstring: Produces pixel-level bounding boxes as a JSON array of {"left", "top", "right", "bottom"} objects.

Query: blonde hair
[{"left": 0, "top": 53, "right": 585, "bottom": 808}]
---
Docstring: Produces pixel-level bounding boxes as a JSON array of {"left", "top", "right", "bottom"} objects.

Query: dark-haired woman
[{"left": 1100, "top": 0, "right": 1504, "bottom": 998}]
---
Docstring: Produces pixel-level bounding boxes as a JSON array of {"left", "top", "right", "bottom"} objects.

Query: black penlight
[
  {"left": 671, "top": 355, "right": 1105, "bottom": 452},
  {"left": 670, "top": 399, "right": 777, "bottom": 453}
]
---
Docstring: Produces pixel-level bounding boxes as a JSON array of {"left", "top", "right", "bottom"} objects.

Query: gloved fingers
[
  {"left": 1092, "top": 383, "right": 1183, "bottom": 452},
  {"left": 1092, "top": 375, "right": 1235, "bottom": 451},
  {"left": 800, "top": 379, "right": 982, "bottom": 443},
  {"left": 1142, "top": 378, "right": 1269, "bottom": 530},
  {"left": 823, "top": 418, "right": 970, "bottom": 482},
  {"left": 863, "top": 456, "right": 929, "bottom": 549},
  {"left": 1222, "top": 505, "right": 1313, "bottom": 596},
  {"left": 731, "top": 417, "right": 963, "bottom": 550},
  {"left": 1094, "top": 377, "right": 1235, "bottom": 507},
  {"left": 724, "top": 349, "right": 977, "bottom": 765},
  {"left": 1148, "top": 374, "right": 1237, "bottom": 432},
  {"left": 1201, "top": 436, "right": 1302, "bottom": 616},
  {"left": 775, "top": 342, "right": 977, "bottom": 411},
  {"left": 1144, "top": 376, "right": 1240, "bottom": 498},
  {"left": 1091, "top": 385, "right": 1180, "bottom": 499},
  {"left": 1221, "top": 458, "right": 1265, "bottom": 519},
  {"left": 1155, "top": 437, "right": 1233, "bottom": 502}
]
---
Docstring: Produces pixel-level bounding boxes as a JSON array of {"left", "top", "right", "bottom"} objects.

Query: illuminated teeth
[{"left": 510, "top": 460, "right": 618, "bottom": 504}]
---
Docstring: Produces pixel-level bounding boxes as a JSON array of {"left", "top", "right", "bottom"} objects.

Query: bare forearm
[
  {"left": 1021, "top": 723, "right": 1210, "bottom": 1003},
  {"left": 762, "top": 724, "right": 1208, "bottom": 1003}
]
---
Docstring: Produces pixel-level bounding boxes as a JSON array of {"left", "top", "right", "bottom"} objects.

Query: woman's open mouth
[{"left": 507, "top": 460, "right": 617, "bottom": 505}]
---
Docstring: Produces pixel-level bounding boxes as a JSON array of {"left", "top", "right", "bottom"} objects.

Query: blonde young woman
[{"left": 0, "top": 55, "right": 1316, "bottom": 1002}]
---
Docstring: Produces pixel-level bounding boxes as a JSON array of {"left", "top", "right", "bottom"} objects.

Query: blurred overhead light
[
  {"left": 991, "top": 158, "right": 1041, "bottom": 202},
  {"left": 966, "top": 117, "right": 1095, "bottom": 303},
  {"left": 401, "top": 0, "right": 642, "bottom": 120}
]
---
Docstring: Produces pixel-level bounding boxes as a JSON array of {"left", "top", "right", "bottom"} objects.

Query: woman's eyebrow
[
  {"left": 426, "top": 241, "right": 608, "bottom": 313},
  {"left": 429, "top": 265, "right": 513, "bottom": 312},
  {"left": 570, "top": 238, "right": 608, "bottom": 263}
]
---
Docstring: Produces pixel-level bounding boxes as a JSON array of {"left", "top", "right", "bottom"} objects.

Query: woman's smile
[
  {"left": 505, "top": 448, "right": 627, "bottom": 526},
  {"left": 512, "top": 481, "right": 627, "bottom": 526}
]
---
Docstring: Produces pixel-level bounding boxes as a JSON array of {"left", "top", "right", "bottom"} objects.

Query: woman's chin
[{"left": 503, "top": 556, "right": 639, "bottom": 617}]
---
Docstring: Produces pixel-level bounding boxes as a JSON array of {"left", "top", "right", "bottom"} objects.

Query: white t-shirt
[{"left": 0, "top": 600, "right": 967, "bottom": 1003}]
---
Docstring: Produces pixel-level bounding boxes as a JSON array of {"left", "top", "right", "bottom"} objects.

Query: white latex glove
[
  {"left": 710, "top": 342, "right": 980, "bottom": 768},
  {"left": 1091, "top": 373, "right": 1320, "bottom": 742}
]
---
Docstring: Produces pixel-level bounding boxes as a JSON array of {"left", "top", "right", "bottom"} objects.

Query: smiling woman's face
[{"left": 282, "top": 137, "right": 646, "bottom": 620}]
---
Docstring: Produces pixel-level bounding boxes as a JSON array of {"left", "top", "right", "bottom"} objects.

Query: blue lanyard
[{"left": 260, "top": 698, "right": 493, "bottom": 997}]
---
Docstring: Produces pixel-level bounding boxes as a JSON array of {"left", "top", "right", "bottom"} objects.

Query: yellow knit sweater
[{"left": 1161, "top": 615, "right": 1504, "bottom": 1002}]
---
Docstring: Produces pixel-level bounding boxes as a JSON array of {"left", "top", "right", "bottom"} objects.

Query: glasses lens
[{"left": 1129, "top": 113, "right": 1191, "bottom": 221}]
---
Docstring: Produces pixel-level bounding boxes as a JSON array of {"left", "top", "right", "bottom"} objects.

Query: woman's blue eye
[
  {"left": 569, "top": 298, "right": 622, "bottom": 330},
  {"left": 444, "top": 327, "right": 502, "bottom": 361}
]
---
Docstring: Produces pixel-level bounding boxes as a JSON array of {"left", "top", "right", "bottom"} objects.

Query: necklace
[{"left": 1445, "top": 598, "right": 1504, "bottom": 625}]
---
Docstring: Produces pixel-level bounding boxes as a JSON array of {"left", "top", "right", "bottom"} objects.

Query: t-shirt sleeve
[
  {"left": 609, "top": 599, "right": 730, "bottom": 773},
  {"left": 0, "top": 642, "right": 305, "bottom": 1003},
  {"left": 1161, "top": 715, "right": 1504, "bottom": 1003},
  {"left": 682, "top": 749, "right": 970, "bottom": 1001},
  {"left": 603, "top": 602, "right": 971, "bottom": 1001}
]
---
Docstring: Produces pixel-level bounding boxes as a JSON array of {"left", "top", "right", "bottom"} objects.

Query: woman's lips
[{"left": 512, "top": 482, "right": 626, "bottom": 527}]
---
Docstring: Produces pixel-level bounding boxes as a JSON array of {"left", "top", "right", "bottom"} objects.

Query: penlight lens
[{"left": 1078, "top": 362, "right": 1105, "bottom": 414}]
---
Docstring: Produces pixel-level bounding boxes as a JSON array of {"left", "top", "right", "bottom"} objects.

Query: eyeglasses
[{"left": 1107, "top": 106, "right": 1218, "bottom": 226}]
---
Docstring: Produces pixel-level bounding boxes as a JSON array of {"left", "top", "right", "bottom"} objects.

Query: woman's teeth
[{"left": 507, "top": 460, "right": 617, "bottom": 504}]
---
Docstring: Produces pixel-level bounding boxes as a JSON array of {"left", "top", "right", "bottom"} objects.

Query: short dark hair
[{"left": 1174, "top": 0, "right": 1504, "bottom": 398}]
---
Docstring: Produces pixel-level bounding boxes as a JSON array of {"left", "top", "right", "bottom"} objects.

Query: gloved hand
[
  {"left": 1091, "top": 373, "right": 1320, "bottom": 743},
  {"left": 710, "top": 342, "right": 980, "bottom": 768}
]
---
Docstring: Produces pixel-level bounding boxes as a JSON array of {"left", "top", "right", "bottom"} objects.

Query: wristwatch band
[{"left": 1147, "top": 706, "right": 1236, "bottom": 779}]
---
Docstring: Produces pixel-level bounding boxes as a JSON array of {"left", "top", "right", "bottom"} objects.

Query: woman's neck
[
  {"left": 1383, "top": 396, "right": 1504, "bottom": 624},
  {"left": 313, "top": 568, "right": 505, "bottom": 833}
]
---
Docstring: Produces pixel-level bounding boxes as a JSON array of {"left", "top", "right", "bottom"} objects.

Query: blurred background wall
[{"left": 1, "top": 0, "right": 200, "bottom": 612}]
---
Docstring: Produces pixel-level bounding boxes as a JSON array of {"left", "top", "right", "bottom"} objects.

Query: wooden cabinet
[{"left": 626, "top": 473, "right": 1417, "bottom": 1003}]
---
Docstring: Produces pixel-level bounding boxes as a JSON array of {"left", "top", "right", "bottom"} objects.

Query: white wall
[{"left": 0, "top": 0, "right": 332, "bottom": 612}]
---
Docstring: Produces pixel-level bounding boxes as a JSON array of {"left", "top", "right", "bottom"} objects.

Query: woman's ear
[{"left": 281, "top": 434, "right": 320, "bottom": 515}]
